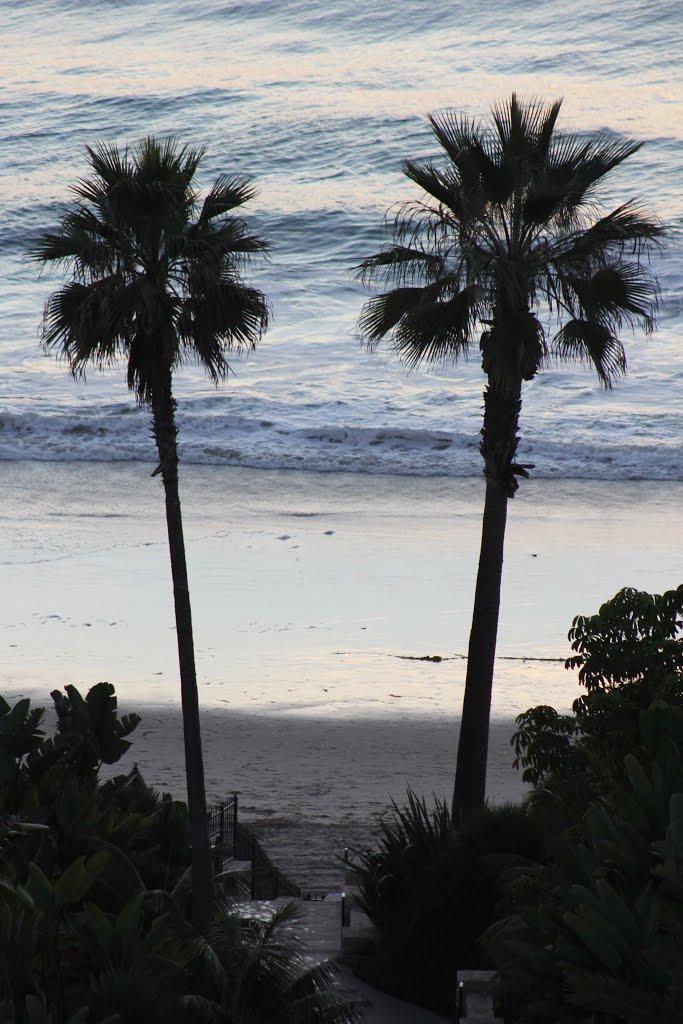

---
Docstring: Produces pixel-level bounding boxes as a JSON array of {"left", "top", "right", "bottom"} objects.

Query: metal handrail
[{"left": 207, "top": 794, "right": 301, "bottom": 899}]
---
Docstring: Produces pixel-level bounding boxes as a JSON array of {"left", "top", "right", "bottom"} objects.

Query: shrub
[
  {"left": 512, "top": 585, "right": 683, "bottom": 823},
  {"left": 0, "top": 685, "right": 189, "bottom": 897},
  {"left": 352, "top": 791, "right": 544, "bottom": 1014},
  {"left": 489, "top": 743, "right": 683, "bottom": 1023},
  {"left": 0, "top": 686, "right": 365, "bottom": 1023},
  {"left": 492, "top": 587, "right": 683, "bottom": 1021}
]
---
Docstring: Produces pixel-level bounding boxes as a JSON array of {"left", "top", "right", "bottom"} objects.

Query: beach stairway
[
  {"left": 208, "top": 804, "right": 461, "bottom": 1022},
  {"left": 208, "top": 794, "right": 301, "bottom": 900},
  {"left": 209, "top": 799, "right": 383, "bottom": 970},
  {"left": 249, "top": 895, "right": 345, "bottom": 960},
  {"left": 208, "top": 797, "right": 374, "bottom": 953}
]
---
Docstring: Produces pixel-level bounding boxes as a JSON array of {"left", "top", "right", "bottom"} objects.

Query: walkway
[{"left": 249, "top": 895, "right": 450, "bottom": 1023}]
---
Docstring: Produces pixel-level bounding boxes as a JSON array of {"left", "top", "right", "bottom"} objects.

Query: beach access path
[{"left": 248, "top": 896, "right": 450, "bottom": 1023}]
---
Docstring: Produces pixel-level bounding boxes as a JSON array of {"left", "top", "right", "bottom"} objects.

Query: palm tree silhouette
[
  {"left": 357, "top": 95, "right": 663, "bottom": 820},
  {"left": 33, "top": 136, "right": 270, "bottom": 923}
]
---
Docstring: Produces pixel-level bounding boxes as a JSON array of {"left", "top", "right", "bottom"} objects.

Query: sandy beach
[
  {"left": 3, "top": 462, "right": 682, "bottom": 887},
  {"left": 100, "top": 705, "right": 528, "bottom": 890}
]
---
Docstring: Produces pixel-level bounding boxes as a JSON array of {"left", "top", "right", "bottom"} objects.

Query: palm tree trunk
[
  {"left": 452, "top": 477, "right": 508, "bottom": 819},
  {"left": 152, "top": 376, "right": 213, "bottom": 928},
  {"left": 452, "top": 380, "right": 523, "bottom": 821}
]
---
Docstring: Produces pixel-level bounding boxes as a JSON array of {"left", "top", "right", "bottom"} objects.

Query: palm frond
[
  {"left": 288, "top": 962, "right": 366, "bottom": 1024},
  {"left": 126, "top": 326, "right": 178, "bottom": 404},
  {"left": 562, "top": 131, "right": 644, "bottom": 182},
  {"left": 355, "top": 243, "right": 445, "bottom": 287},
  {"left": 184, "top": 217, "right": 271, "bottom": 264},
  {"left": 133, "top": 135, "right": 205, "bottom": 199},
  {"left": 534, "top": 98, "right": 564, "bottom": 158},
  {"left": 178, "top": 280, "right": 270, "bottom": 362},
  {"left": 426, "top": 109, "right": 484, "bottom": 167},
  {"left": 551, "top": 319, "right": 627, "bottom": 387},
  {"left": 180, "top": 992, "right": 223, "bottom": 1023},
  {"left": 31, "top": 207, "right": 124, "bottom": 278},
  {"left": 402, "top": 158, "right": 460, "bottom": 212},
  {"left": 555, "top": 202, "right": 665, "bottom": 266},
  {"left": 215, "top": 228, "right": 270, "bottom": 260},
  {"left": 41, "top": 279, "right": 128, "bottom": 373},
  {"left": 204, "top": 900, "right": 365, "bottom": 1024},
  {"left": 428, "top": 110, "right": 517, "bottom": 206},
  {"left": 562, "top": 262, "right": 659, "bottom": 334},
  {"left": 199, "top": 175, "right": 258, "bottom": 222},
  {"left": 545, "top": 135, "right": 647, "bottom": 228},
  {"left": 491, "top": 93, "right": 562, "bottom": 161},
  {"left": 358, "top": 287, "right": 430, "bottom": 343},
  {"left": 75, "top": 141, "right": 132, "bottom": 203},
  {"left": 389, "top": 287, "right": 480, "bottom": 368}
]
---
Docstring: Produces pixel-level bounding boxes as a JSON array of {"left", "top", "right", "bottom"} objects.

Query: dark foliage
[
  {"left": 483, "top": 585, "right": 683, "bottom": 1021},
  {"left": 0, "top": 685, "right": 363, "bottom": 1024},
  {"left": 489, "top": 744, "right": 683, "bottom": 1023},
  {"left": 0, "top": 685, "right": 189, "bottom": 902},
  {"left": 512, "top": 585, "right": 683, "bottom": 820},
  {"left": 352, "top": 791, "right": 544, "bottom": 1014}
]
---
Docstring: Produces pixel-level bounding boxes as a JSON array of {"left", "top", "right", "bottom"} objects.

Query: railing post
[
  {"left": 212, "top": 812, "right": 222, "bottom": 878},
  {"left": 251, "top": 837, "right": 256, "bottom": 900},
  {"left": 217, "top": 802, "right": 225, "bottom": 872},
  {"left": 233, "top": 792, "right": 238, "bottom": 859}
]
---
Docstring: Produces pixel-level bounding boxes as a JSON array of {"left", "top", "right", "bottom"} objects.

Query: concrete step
[
  {"left": 245, "top": 895, "right": 345, "bottom": 959},
  {"left": 220, "top": 858, "right": 252, "bottom": 875}
]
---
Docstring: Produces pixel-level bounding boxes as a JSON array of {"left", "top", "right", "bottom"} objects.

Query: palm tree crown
[
  {"left": 34, "top": 135, "right": 270, "bottom": 401},
  {"left": 358, "top": 94, "right": 661, "bottom": 398}
]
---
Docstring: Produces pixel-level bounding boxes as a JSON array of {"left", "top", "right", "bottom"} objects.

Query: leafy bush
[
  {"left": 0, "top": 685, "right": 364, "bottom": 1023},
  {"left": 566, "top": 584, "right": 683, "bottom": 692},
  {"left": 512, "top": 585, "right": 683, "bottom": 822},
  {"left": 489, "top": 743, "right": 683, "bottom": 1023},
  {"left": 352, "top": 587, "right": 683, "bottom": 1018},
  {"left": 487, "top": 586, "right": 683, "bottom": 1022},
  {"left": 352, "top": 791, "right": 544, "bottom": 1014},
  {"left": 0, "top": 685, "right": 188, "bottom": 897}
]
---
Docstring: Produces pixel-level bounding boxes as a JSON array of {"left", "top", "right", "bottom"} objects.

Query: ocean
[{"left": 1, "top": 0, "right": 682, "bottom": 480}]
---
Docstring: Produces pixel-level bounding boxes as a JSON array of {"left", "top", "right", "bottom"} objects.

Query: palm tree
[
  {"left": 357, "top": 95, "right": 663, "bottom": 821},
  {"left": 32, "top": 136, "right": 270, "bottom": 924}
]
